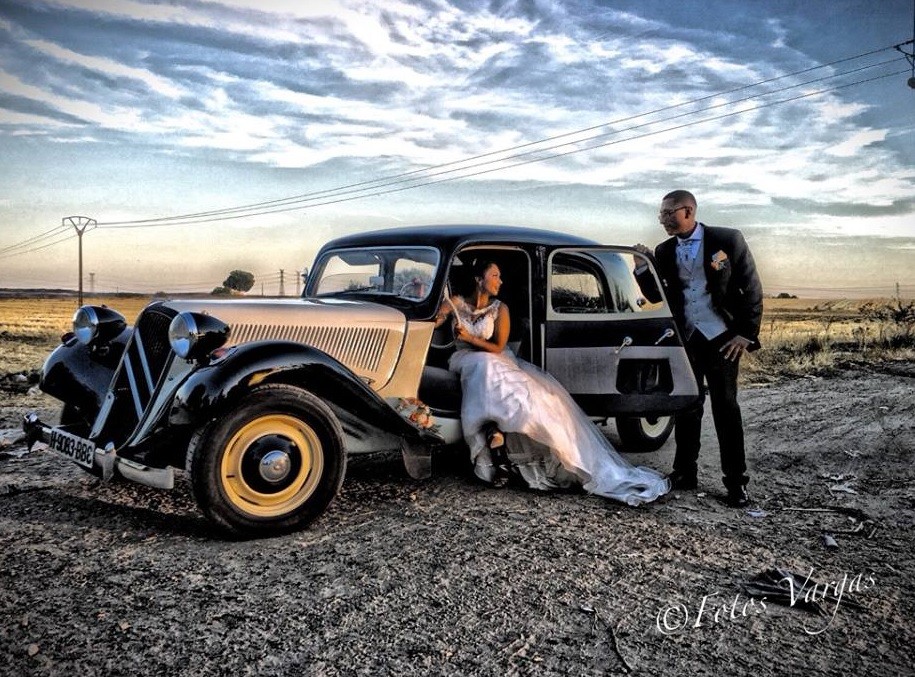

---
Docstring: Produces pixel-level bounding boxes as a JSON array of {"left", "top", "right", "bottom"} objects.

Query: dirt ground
[{"left": 0, "top": 362, "right": 913, "bottom": 677}]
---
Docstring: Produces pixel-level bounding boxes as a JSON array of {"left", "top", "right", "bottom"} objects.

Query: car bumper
[{"left": 22, "top": 413, "right": 175, "bottom": 490}]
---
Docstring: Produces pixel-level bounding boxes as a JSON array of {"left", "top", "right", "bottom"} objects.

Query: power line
[
  {"left": 0, "top": 232, "right": 76, "bottom": 259},
  {"left": 0, "top": 224, "right": 71, "bottom": 256},
  {"left": 96, "top": 43, "right": 909, "bottom": 229},
  {"left": 0, "top": 42, "right": 909, "bottom": 258},
  {"left": 99, "top": 64, "right": 909, "bottom": 229}
]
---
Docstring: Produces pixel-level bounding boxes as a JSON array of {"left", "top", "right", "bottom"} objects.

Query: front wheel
[
  {"left": 615, "top": 415, "right": 674, "bottom": 453},
  {"left": 187, "top": 384, "right": 346, "bottom": 538}
]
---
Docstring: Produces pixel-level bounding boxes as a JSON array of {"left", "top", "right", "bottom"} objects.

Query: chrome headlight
[
  {"left": 168, "top": 311, "right": 230, "bottom": 360},
  {"left": 72, "top": 306, "right": 126, "bottom": 345}
]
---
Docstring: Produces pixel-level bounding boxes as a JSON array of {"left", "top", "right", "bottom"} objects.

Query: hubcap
[
  {"left": 640, "top": 416, "right": 671, "bottom": 437},
  {"left": 220, "top": 414, "right": 324, "bottom": 518},
  {"left": 260, "top": 449, "right": 291, "bottom": 482}
]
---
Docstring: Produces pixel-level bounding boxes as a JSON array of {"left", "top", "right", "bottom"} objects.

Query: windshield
[{"left": 312, "top": 246, "right": 440, "bottom": 302}]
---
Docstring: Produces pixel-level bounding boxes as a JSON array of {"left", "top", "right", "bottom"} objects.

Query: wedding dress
[{"left": 447, "top": 297, "right": 670, "bottom": 506}]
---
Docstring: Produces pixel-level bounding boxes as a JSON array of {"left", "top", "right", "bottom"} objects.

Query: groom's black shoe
[
  {"left": 725, "top": 486, "right": 751, "bottom": 508},
  {"left": 668, "top": 472, "right": 697, "bottom": 491}
]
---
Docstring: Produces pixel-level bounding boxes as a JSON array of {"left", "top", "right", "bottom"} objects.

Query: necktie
[{"left": 677, "top": 238, "right": 697, "bottom": 265}]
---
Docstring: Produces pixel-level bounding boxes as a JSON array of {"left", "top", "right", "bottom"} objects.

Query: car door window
[
  {"left": 549, "top": 249, "right": 667, "bottom": 316},
  {"left": 550, "top": 254, "right": 607, "bottom": 313}
]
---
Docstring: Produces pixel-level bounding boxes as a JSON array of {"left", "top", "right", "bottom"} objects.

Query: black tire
[
  {"left": 186, "top": 384, "right": 346, "bottom": 538},
  {"left": 615, "top": 415, "right": 674, "bottom": 453}
]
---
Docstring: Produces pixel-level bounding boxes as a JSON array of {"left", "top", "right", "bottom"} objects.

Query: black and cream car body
[{"left": 25, "top": 225, "right": 699, "bottom": 537}]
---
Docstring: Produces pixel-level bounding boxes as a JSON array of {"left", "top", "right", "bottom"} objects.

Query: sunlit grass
[
  {"left": 1, "top": 295, "right": 912, "bottom": 378},
  {"left": 0, "top": 295, "right": 153, "bottom": 339},
  {"left": 0, "top": 295, "right": 153, "bottom": 373},
  {"left": 743, "top": 297, "right": 915, "bottom": 381}
]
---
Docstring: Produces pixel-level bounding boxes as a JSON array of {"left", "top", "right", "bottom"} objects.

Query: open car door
[{"left": 542, "top": 247, "right": 700, "bottom": 451}]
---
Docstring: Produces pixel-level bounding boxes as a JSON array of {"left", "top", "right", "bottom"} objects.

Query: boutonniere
[{"left": 710, "top": 250, "right": 729, "bottom": 271}]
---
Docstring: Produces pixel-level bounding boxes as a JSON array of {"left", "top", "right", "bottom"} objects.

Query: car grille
[
  {"left": 229, "top": 323, "right": 389, "bottom": 372},
  {"left": 93, "top": 305, "right": 177, "bottom": 446}
]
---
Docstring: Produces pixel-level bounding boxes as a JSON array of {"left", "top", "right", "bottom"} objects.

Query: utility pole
[
  {"left": 295, "top": 270, "right": 301, "bottom": 296},
  {"left": 89, "top": 272, "right": 95, "bottom": 295},
  {"left": 279, "top": 269, "right": 285, "bottom": 296},
  {"left": 63, "top": 216, "right": 97, "bottom": 305}
]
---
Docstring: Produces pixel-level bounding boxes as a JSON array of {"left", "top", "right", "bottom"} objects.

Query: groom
[{"left": 635, "top": 190, "right": 763, "bottom": 508}]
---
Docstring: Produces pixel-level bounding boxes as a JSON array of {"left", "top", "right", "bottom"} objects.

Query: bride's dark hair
[
  {"left": 470, "top": 258, "right": 496, "bottom": 279},
  {"left": 466, "top": 258, "right": 498, "bottom": 295}
]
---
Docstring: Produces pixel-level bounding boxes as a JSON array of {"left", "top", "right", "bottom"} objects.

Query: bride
[{"left": 436, "top": 259, "right": 669, "bottom": 506}]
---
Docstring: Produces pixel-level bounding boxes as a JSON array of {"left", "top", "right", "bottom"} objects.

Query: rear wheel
[
  {"left": 187, "top": 384, "right": 345, "bottom": 538},
  {"left": 615, "top": 415, "right": 674, "bottom": 453}
]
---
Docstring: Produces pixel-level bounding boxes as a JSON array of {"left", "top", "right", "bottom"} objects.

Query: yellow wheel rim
[{"left": 220, "top": 414, "right": 324, "bottom": 518}]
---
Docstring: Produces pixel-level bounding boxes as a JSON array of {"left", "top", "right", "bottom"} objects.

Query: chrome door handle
[
  {"left": 654, "top": 328, "right": 675, "bottom": 345},
  {"left": 616, "top": 336, "right": 633, "bottom": 354}
]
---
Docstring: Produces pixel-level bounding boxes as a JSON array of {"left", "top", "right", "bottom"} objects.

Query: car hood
[
  {"left": 161, "top": 297, "right": 409, "bottom": 389},
  {"left": 163, "top": 297, "right": 406, "bottom": 330}
]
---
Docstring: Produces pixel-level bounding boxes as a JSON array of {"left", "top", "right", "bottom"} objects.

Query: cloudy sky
[{"left": 0, "top": 0, "right": 913, "bottom": 296}]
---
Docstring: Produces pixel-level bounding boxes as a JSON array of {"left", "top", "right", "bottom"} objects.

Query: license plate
[{"left": 48, "top": 428, "right": 96, "bottom": 469}]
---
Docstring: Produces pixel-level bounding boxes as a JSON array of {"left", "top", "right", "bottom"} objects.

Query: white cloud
[
  {"left": 0, "top": 69, "right": 145, "bottom": 129},
  {"left": 827, "top": 129, "right": 887, "bottom": 157},
  {"left": 0, "top": 107, "right": 73, "bottom": 129},
  {"left": 45, "top": 0, "right": 202, "bottom": 24},
  {"left": 0, "top": 0, "right": 910, "bottom": 267},
  {"left": 25, "top": 39, "right": 184, "bottom": 98},
  {"left": 766, "top": 18, "right": 789, "bottom": 49}
]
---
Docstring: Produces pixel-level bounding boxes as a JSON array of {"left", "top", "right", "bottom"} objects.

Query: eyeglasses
[{"left": 659, "top": 206, "right": 688, "bottom": 218}]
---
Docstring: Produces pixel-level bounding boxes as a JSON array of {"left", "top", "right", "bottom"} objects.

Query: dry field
[
  {"left": 0, "top": 295, "right": 152, "bottom": 376},
  {"left": 1, "top": 293, "right": 912, "bottom": 379},
  {"left": 744, "top": 296, "right": 915, "bottom": 381}
]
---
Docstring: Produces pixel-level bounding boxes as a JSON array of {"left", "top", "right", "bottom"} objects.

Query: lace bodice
[{"left": 452, "top": 297, "right": 501, "bottom": 341}]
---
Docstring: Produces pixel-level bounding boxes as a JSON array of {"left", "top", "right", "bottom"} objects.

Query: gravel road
[{"left": 1, "top": 363, "right": 913, "bottom": 676}]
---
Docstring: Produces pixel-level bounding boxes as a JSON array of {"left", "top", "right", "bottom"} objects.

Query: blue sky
[{"left": 0, "top": 0, "right": 913, "bottom": 296}]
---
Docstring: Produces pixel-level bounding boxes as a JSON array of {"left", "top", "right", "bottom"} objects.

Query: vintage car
[{"left": 25, "top": 225, "right": 699, "bottom": 537}]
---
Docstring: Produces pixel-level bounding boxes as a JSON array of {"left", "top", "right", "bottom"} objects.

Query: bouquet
[{"left": 395, "top": 397, "right": 441, "bottom": 434}]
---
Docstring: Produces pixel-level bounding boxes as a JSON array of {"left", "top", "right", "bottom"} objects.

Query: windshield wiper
[{"left": 334, "top": 286, "right": 383, "bottom": 295}]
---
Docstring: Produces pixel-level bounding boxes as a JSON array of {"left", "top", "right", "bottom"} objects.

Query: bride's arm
[
  {"left": 455, "top": 304, "right": 510, "bottom": 354},
  {"left": 433, "top": 301, "right": 452, "bottom": 328}
]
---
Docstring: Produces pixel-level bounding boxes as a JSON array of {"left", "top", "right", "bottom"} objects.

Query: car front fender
[
  {"left": 169, "top": 341, "right": 440, "bottom": 444},
  {"left": 40, "top": 327, "right": 132, "bottom": 418}
]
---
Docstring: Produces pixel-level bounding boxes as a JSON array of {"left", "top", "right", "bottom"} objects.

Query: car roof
[{"left": 319, "top": 224, "right": 599, "bottom": 252}]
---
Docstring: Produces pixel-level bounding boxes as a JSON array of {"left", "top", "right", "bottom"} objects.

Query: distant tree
[
  {"left": 211, "top": 286, "right": 232, "bottom": 296},
  {"left": 223, "top": 270, "right": 255, "bottom": 293},
  {"left": 776, "top": 292, "right": 798, "bottom": 299}
]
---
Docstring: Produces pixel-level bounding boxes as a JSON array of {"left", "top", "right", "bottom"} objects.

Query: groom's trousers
[{"left": 673, "top": 332, "right": 749, "bottom": 490}]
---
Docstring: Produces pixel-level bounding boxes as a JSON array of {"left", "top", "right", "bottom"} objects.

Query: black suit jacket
[{"left": 643, "top": 224, "right": 764, "bottom": 351}]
